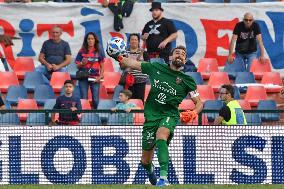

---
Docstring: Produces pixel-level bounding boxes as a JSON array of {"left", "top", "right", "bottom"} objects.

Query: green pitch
[{"left": 0, "top": 185, "right": 283, "bottom": 189}]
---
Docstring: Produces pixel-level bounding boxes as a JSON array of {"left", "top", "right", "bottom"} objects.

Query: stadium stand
[
  {"left": 43, "top": 99, "right": 56, "bottom": 110},
  {"left": 0, "top": 72, "right": 19, "bottom": 92},
  {"left": 67, "top": 60, "right": 78, "bottom": 79},
  {"left": 244, "top": 86, "right": 268, "bottom": 106},
  {"left": 13, "top": 57, "right": 35, "bottom": 79},
  {"left": 250, "top": 58, "right": 272, "bottom": 79},
  {"left": 17, "top": 99, "right": 38, "bottom": 121},
  {"left": 5, "top": 85, "right": 28, "bottom": 106},
  {"left": 150, "top": 58, "right": 166, "bottom": 64},
  {"left": 261, "top": 72, "right": 283, "bottom": 92},
  {"left": 102, "top": 72, "right": 121, "bottom": 93},
  {"left": 80, "top": 113, "right": 102, "bottom": 125},
  {"left": 237, "top": 99, "right": 252, "bottom": 110},
  {"left": 208, "top": 72, "right": 230, "bottom": 92},
  {"left": 245, "top": 113, "right": 262, "bottom": 125},
  {"left": 103, "top": 58, "right": 115, "bottom": 72},
  {"left": 80, "top": 99, "right": 92, "bottom": 110},
  {"left": 179, "top": 99, "right": 195, "bottom": 110},
  {"left": 23, "top": 71, "right": 46, "bottom": 92},
  {"left": 0, "top": 113, "right": 20, "bottom": 125},
  {"left": 34, "top": 85, "right": 55, "bottom": 105},
  {"left": 197, "top": 85, "right": 215, "bottom": 103},
  {"left": 185, "top": 72, "right": 204, "bottom": 85},
  {"left": 113, "top": 85, "right": 124, "bottom": 103},
  {"left": 223, "top": 59, "right": 246, "bottom": 79},
  {"left": 50, "top": 72, "right": 71, "bottom": 93},
  {"left": 235, "top": 72, "right": 256, "bottom": 92},
  {"left": 26, "top": 113, "right": 46, "bottom": 126},
  {"left": 128, "top": 99, "right": 144, "bottom": 109},
  {"left": 197, "top": 58, "right": 219, "bottom": 79},
  {"left": 257, "top": 100, "right": 280, "bottom": 122},
  {"left": 203, "top": 100, "right": 223, "bottom": 122}
]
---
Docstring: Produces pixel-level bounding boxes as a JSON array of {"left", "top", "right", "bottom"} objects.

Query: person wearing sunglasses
[
  {"left": 214, "top": 84, "right": 247, "bottom": 126},
  {"left": 227, "top": 12, "right": 266, "bottom": 71}
]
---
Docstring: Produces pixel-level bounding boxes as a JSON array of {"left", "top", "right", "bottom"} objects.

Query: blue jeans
[
  {"left": 235, "top": 52, "right": 257, "bottom": 71},
  {"left": 78, "top": 79, "right": 100, "bottom": 109},
  {"left": 35, "top": 65, "right": 67, "bottom": 84}
]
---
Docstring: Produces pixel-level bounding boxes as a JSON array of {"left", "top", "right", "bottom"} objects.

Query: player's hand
[
  {"left": 158, "top": 40, "right": 168, "bottom": 49},
  {"left": 227, "top": 54, "right": 234, "bottom": 64},
  {"left": 0, "top": 35, "right": 13, "bottom": 46},
  {"left": 180, "top": 110, "right": 198, "bottom": 123}
]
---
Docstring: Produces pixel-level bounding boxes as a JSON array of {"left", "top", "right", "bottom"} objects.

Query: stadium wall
[
  {"left": 0, "top": 3, "right": 284, "bottom": 71},
  {"left": 1, "top": 125, "right": 284, "bottom": 184}
]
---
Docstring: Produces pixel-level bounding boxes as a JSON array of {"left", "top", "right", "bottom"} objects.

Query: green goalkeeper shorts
[{"left": 142, "top": 116, "right": 178, "bottom": 151}]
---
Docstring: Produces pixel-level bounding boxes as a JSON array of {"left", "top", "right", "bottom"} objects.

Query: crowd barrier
[{"left": 0, "top": 110, "right": 282, "bottom": 184}]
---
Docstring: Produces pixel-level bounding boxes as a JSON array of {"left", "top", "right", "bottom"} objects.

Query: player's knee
[{"left": 156, "top": 127, "right": 170, "bottom": 140}]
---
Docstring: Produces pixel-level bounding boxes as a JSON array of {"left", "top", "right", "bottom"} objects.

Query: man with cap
[{"left": 142, "top": 2, "right": 177, "bottom": 63}]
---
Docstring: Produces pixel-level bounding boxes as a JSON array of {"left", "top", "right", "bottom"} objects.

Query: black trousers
[{"left": 129, "top": 82, "right": 146, "bottom": 103}]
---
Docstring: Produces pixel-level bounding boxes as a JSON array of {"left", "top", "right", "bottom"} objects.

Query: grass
[{"left": 0, "top": 185, "right": 283, "bottom": 189}]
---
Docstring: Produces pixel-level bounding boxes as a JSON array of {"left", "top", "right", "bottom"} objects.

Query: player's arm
[
  {"left": 191, "top": 96, "right": 203, "bottom": 114},
  {"left": 120, "top": 56, "right": 142, "bottom": 71}
]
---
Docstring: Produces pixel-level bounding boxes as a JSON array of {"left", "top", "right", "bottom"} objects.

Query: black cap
[{"left": 149, "top": 2, "right": 164, "bottom": 12}]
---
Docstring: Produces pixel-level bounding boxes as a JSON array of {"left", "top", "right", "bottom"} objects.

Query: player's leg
[
  {"left": 155, "top": 117, "right": 177, "bottom": 186},
  {"left": 141, "top": 121, "right": 158, "bottom": 185}
]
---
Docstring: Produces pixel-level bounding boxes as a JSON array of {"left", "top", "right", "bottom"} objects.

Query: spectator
[
  {"left": 228, "top": 12, "right": 266, "bottom": 71},
  {"left": 111, "top": 89, "right": 138, "bottom": 124},
  {"left": 37, "top": 26, "right": 71, "bottom": 82},
  {"left": 214, "top": 84, "right": 247, "bottom": 125},
  {"left": 0, "top": 95, "right": 6, "bottom": 110},
  {"left": 142, "top": 2, "right": 177, "bottom": 63},
  {"left": 75, "top": 32, "right": 104, "bottom": 109},
  {"left": 120, "top": 33, "right": 149, "bottom": 102},
  {"left": 52, "top": 80, "right": 82, "bottom": 125}
]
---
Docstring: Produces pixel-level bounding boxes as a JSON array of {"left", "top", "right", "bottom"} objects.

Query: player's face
[
  {"left": 87, "top": 34, "right": 95, "bottom": 48},
  {"left": 119, "top": 93, "right": 129, "bottom": 103},
  {"left": 129, "top": 35, "right": 139, "bottom": 49},
  {"left": 64, "top": 84, "right": 74, "bottom": 95},
  {"left": 172, "top": 49, "right": 186, "bottom": 68},
  {"left": 151, "top": 9, "right": 162, "bottom": 20},
  {"left": 51, "top": 27, "right": 62, "bottom": 41},
  {"left": 219, "top": 88, "right": 229, "bottom": 102},
  {"left": 243, "top": 15, "right": 254, "bottom": 28}
]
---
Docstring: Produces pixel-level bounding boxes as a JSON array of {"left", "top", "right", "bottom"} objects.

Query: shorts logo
[{"left": 155, "top": 93, "right": 166, "bottom": 104}]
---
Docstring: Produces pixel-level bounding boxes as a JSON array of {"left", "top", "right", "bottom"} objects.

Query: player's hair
[
  {"left": 64, "top": 80, "right": 74, "bottom": 86},
  {"left": 120, "top": 89, "right": 132, "bottom": 99},
  {"left": 221, "top": 84, "right": 234, "bottom": 98},
  {"left": 129, "top": 33, "right": 140, "bottom": 47},
  {"left": 171, "top": 45, "right": 187, "bottom": 57},
  {"left": 82, "top": 32, "right": 100, "bottom": 54}
]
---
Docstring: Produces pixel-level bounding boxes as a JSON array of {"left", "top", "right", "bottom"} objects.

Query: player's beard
[{"left": 172, "top": 58, "right": 184, "bottom": 68}]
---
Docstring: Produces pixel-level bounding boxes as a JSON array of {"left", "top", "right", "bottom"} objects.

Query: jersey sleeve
[
  {"left": 219, "top": 105, "right": 231, "bottom": 122},
  {"left": 233, "top": 23, "right": 240, "bottom": 35},
  {"left": 141, "top": 62, "right": 154, "bottom": 75},
  {"left": 254, "top": 22, "right": 261, "bottom": 35},
  {"left": 167, "top": 19, "right": 177, "bottom": 35}
]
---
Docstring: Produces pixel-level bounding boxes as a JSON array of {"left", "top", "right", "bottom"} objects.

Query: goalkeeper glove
[{"left": 180, "top": 110, "right": 198, "bottom": 123}]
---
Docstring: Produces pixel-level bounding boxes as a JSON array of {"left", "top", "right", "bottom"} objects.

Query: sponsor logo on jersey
[
  {"left": 176, "top": 77, "right": 182, "bottom": 84},
  {"left": 153, "top": 79, "right": 176, "bottom": 96}
]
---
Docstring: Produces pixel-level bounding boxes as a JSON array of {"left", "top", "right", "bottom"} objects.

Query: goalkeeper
[{"left": 109, "top": 45, "right": 203, "bottom": 186}]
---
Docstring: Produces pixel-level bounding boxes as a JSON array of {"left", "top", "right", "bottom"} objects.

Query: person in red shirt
[{"left": 75, "top": 32, "right": 105, "bottom": 109}]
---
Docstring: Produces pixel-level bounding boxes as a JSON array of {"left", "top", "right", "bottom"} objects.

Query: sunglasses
[{"left": 244, "top": 19, "right": 253, "bottom": 22}]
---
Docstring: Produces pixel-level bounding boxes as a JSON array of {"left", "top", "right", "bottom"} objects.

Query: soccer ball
[{"left": 106, "top": 37, "right": 126, "bottom": 58}]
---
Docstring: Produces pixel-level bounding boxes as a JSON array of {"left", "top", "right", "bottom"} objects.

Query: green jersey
[{"left": 141, "top": 62, "right": 197, "bottom": 121}]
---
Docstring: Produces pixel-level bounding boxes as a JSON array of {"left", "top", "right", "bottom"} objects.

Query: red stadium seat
[
  {"left": 244, "top": 86, "right": 267, "bottom": 107},
  {"left": 197, "top": 85, "right": 215, "bottom": 103},
  {"left": 179, "top": 99, "right": 195, "bottom": 110},
  {"left": 197, "top": 58, "right": 219, "bottom": 79},
  {"left": 261, "top": 72, "right": 283, "bottom": 92},
  {"left": 13, "top": 57, "right": 35, "bottom": 79},
  {"left": 237, "top": 100, "right": 252, "bottom": 110},
  {"left": 50, "top": 72, "right": 71, "bottom": 93},
  {"left": 89, "top": 84, "right": 111, "bottom": 100},
  {"left": 208, "top": 72, "right": 230, "bottom": 92},
  {"left": 0, "top": 72, "right": 19, "bottom": 92},
  {"left": 80, "top": 99, "right": 91, "bottom": 110},
  {"left": 129, "top": 99, "right": 144, "bottom": 109},
  {"left": 17, "top": 99, "right": 38, "bottom": 121},
  {"left": 134, "top": 112, "right": 145, "bottom": 126},
  {"left": 102, "top": 72, "right": 121, "bottom": 93},
  {"left": 144, "top": 85, "right": 151, "bottom": 102},
  {"left": 250, "top": 58, "right": 272, "bottom": 79},
  {"left": 103, "top": 58, "right": 115, "bottom": 72}
]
